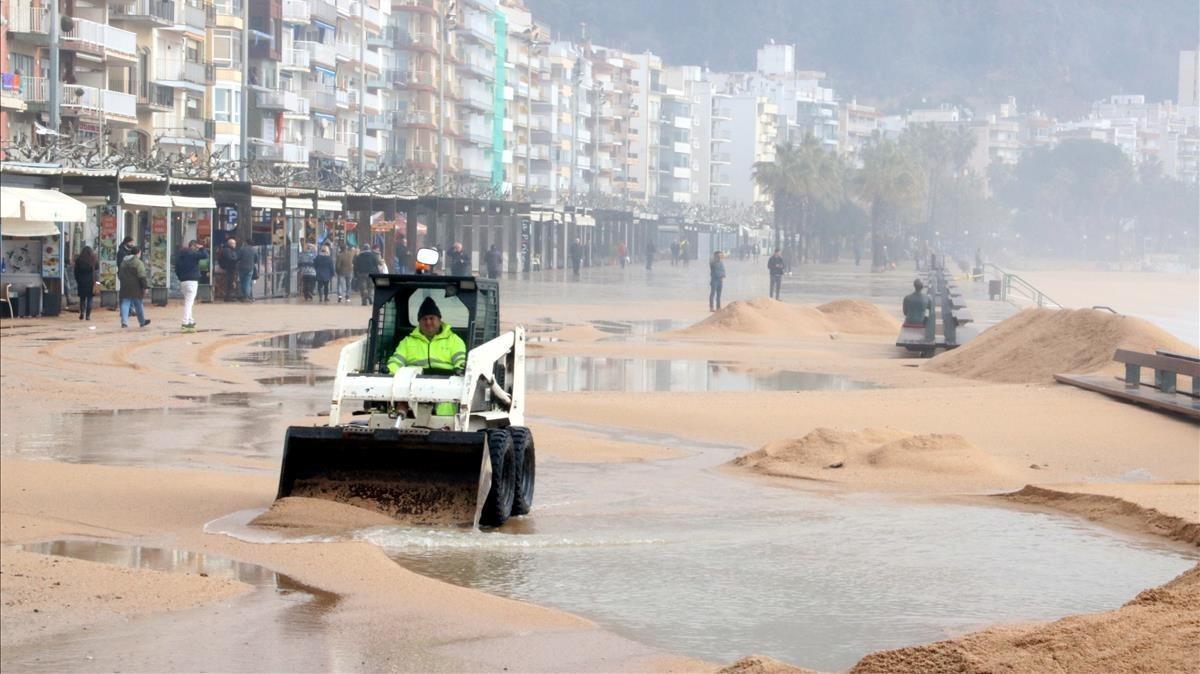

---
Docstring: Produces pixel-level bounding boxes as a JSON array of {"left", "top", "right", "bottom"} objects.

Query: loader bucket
[{"left": 277, "top": 426, "right": 490, "bottom": 528}]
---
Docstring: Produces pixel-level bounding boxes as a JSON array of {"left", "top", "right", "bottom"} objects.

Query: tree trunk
[
  {"left": 870, "top": 199, "right": 883, "bottom": 272},
  {"left": 773, "top": 188, "right": 783, "bottom": 251}
]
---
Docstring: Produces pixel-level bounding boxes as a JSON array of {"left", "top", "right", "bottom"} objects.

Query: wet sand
[{"left": 2, "top": 260, "right": 1198, "bottom": 672}]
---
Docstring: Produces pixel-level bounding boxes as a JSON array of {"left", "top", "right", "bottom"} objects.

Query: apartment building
[
  {"left": 838, "top": 99, "right": 879, "bottom": 166},
  {"left": 3, "top": 0, "right": 139, "bottom": 145},
  {"left": 716, "top": 93, "right": 776, "bottom": 205}
]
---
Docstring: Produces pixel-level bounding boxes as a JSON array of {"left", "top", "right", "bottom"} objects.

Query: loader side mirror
[{"left": 416, "top": 248, "right": 440, "bottom": 267}]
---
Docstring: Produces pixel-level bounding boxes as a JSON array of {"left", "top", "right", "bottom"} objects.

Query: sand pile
[
  {"left": 848, "top": 563, "right": 1200, "bottom": 674},
  {"left": 250, "top": 496, "right": 400, "bottom": 535},
  {"left": 717, "top": 654, "right": 820, "bottom": 674},
  {"left": 926, "top": 307, "right": 1197, "bottom": 384},
  {"left": 730, "top": 427, "right": 1015, "bottom": 489},
  {"left": 999, "top": 486, "right": 1200, "bottom": 546},
  {"left": 675, "top": 298, "right": 895, "bottom": 338}
]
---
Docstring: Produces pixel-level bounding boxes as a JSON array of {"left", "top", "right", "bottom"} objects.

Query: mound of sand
[
  {"left": 730, "top": 427, "right": 1015, "bottom": 490},
  {"left": 717, "top": 654, "right": 820, "bottom": 674},
  {"left": 926, "top": 307, "right": 1197, "bottom": 384},
  {"left": 999, "top": 485, "right": 1200, "bottom": 546},
  {"left": 848, "top": 563, "right": 1200, "bottom": 674},
  {"left": 675, "top": 298, "right": 895, "bottom": 338},
  {"left": 250, "top": 496, "right": 399, "bottom": 535}
]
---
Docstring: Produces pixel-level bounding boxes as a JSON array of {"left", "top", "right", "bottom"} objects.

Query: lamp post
[{"left": 436, "top": 2, "right": 458, "bottom": 193}]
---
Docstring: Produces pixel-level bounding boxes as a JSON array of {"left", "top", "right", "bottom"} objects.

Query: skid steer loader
[{"left": 276, "top": 249, "right": 534, "bottom": 528}]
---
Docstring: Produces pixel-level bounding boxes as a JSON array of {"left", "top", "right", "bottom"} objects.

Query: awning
[
  {"left": 316, "top": 199, "right": 343, "bottom": 212},
  {"left": 122, "top": 192, "right": 173, "bottom": 209},
  {"left": 574, "top": 214, "right": 596, "bottom": 227},
  {"left": 172, "top": 195, "right": 217, "bottom": 209},
  {"left": 1, "top": 220, "right": 60, "bottom": 237},
  {"left": 1, "top": 186, "right": 87, "bottom": 223},
  {"left": 285, "top": 197, "right": 314, "bottom": 210},
  {"left": 251, "top": 196, "right": 284, "bottom": 209}
]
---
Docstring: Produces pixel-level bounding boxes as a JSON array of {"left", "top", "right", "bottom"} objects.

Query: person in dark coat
[
  {"left": 353, "top": 244, "right": 379, "bottom": 305},
  {"left": 235, "top": 242, "right": 258, "bottom": 303},
  {"left": 117, "top": 246, "right": 151, "bottom": 328},
  {"left": 394, "top": 238, "right": 412, "bottom": 275},
  {"left": 709, "top": 250, "right": 726, "bottom": 312},
  {"left": 484, "top": 244, "right": 502, "bottom": 279},
  {"left": 217, "top": 238, "right": 240, "bottom": 301},
  {"left": 314, "top": 244, "right": 335, "bottom": 302},
  {"left": 767, "top": 248, "right": 785, "bottom": 300},
  {"left": 115, "top": 237, "right": 136, "bottom": 268},
  {"left": 73, "top": 246, "right": 98, "bottom": 321},
  {"left": 297, "top": 243, "right": 317, "bottom": 300},
  {"left": 174, "top": 239, "right": 208, "bottom": 330},
  {"left": 447, "top": 242, "right": 470, "bottom": 276},
  {"left": 569, "top": 239, "right": 583, "bottom": 278}
]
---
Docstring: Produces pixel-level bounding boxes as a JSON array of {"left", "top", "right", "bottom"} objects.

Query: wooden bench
[
  {"left": 952, "top": 308, "right": 974, "bottom": 325},
  {"left": 1055, "top": 349, "right": 1199, "bottom": 420}
]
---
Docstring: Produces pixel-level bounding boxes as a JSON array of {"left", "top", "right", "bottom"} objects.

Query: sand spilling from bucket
[
  {"left": 926, "top": 308, "right": 1198, "bottom": 384},
  {"left": 847, "top": 563, "right": 1200, "bottom": 674},
  {"left": 673, "top": 298, "right": 896, "bottom": 339},
  {"left": 251, "top": 496, "right": 414, "bottom": 535},
  {"left": 730, "top": 427, "right": 1015, "bottom": 490}
]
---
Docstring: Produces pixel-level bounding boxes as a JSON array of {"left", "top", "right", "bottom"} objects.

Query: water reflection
[{"left": 525, "top": 356, "right": 882, "bottom": 392}]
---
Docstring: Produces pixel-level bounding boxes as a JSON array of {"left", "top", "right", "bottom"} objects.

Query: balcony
[
  {"left": 529, "top": 145, "right": 551, "bottom": 161},
  {"left": 297, "top": 41, "right": 336, "bottom": 69},
  {"left": 309, "top": 0, "right": 337, "bottom": 24},
  {"left": 259, "top": 89, "right": 308, "bottom": 115},
  {"left": 394, "top": 0, "right": 439, "bottom": 15},
  {"left": 281, "top": 0, "right": 310, "bottom": 24},
  {"left": 365, "top": 112, "right": 394, "bottom": 131},
  {"left": 181, "top": 0, "right": 206, "bottom": 28},
  {"left": 7, "top": 0, "right": 50, "bottom": 38},
  {"left": 336, "top": 89, "right": 351, "bottom": 108},
  {"left": 61, "top": 17, "right": 138, "bottom": 61},
  {"left": 15, "top": 76, "right": 49, "bottom": 104},
  {"left": 711, "top": 151, "right": 732, "bottom": 164},
  {"left": 59, "top": 85, "right": 138, "bottom": 122},
  {"left": 336, "top": 40, "right": 359, "bottom": 62},
  {"left": 255, "top": 142, "right": 309, "bottom": 164},
  {"left": 461, "top": 86, "right": 492, "bottom": 111},
  {"left": 459, "top": 17, "right": 495, "bottom": 44},
  {"left": 138, "top": 82, "right": 175, "bottom": 111},
  {"left": 397, "top": 31, "right": 438, "bottom": 52},
  {"left": 458, "top": 53, "right": 495, "bottom": 80},
  {"left": 712, "top": 105, "right": 733, "bottom": 120},
  {"left": 155, "top": 59, "right": 207, "bottom": 86},
  {"left": 304, "top": 88, "right": 336, "bottom": 112},
  {"left": 281, "top": 48, "right": 311, "bottom": 71},
  {"left": 408, "top": 149, "right": 435, "bottom": 166},
  {"left": 110, "top": 0, "right": 176, "bottom": 25},
  {"left": 311, "top": 136, "right": 337, "bottom": 156},
  {"left": 211, "top": 0, "right": 242, "bottom": 17},
  {"left": 155, "top": 115, "right": 209, "bottom": 142}
]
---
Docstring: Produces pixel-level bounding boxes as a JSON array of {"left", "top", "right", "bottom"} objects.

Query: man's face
[
  {"left": 189, "top": 242, "right": 199, "bottom": 251},
  {"left": 229, "top": 240, "right": 237, "bottom": 248},
  {"left": 453, "top": 243, "right": 462, "bottom": 252},
  {"left": 418, "top": 314, "right": 441, "bottom": 338}
]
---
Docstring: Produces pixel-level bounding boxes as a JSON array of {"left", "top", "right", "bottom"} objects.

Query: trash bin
[
  {"left": 22, "top": 285, "right": 43, "bottom": 317},
  {"left": 100, "top": 289, "right": 119, "bottom": 309},
  {"left": 41, "top": 291, "right": 61, "bottom": 316},
  {"left": 988, "top": 279, "right": 1002, "bottom": 301},
  {"left": 197, "top": 283, "right": 213, "bottom": 303},
  {"left": 150, "top": 287, "right": 169, "bottom": 306}
]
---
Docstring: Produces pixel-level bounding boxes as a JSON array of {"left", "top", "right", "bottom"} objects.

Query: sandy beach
[{"left": 2, "top": 259, "right": 1197, "bottom": 672}]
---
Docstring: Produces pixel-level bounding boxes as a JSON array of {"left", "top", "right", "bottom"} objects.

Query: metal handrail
[{"left": 984, "top": 263, "right": 1062, "bottom": 308}]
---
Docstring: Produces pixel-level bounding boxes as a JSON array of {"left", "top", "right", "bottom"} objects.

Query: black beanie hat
[{"left": 418, "top": 296, "right": 441, "bottom": 319}]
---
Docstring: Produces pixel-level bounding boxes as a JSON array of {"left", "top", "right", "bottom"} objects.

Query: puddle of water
[
  {"left": 4, "top": 539, "right": 338, "bottom": 672},
  {"left": 236, "top": 329, "right": 364, "bottom": 368},
  {"left": 525, "top": 356, "right": 882, "bottom": 392},
  {"left": 379, "top": 448, "right": 1199, "bottom": 671}
]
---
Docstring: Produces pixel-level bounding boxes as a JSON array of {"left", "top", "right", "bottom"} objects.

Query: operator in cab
[
  {"left": 387, "top": 297, "right": 467, "bottom": 375},
  {"left": 902, "top": 278, "right": 933, "bottom": 327}
]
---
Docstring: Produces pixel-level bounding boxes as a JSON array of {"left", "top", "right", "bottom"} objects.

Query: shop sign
[
  {"left": 100, "top": 214, "right": 118, "bottom": 237},
  {"left": 151, "top": 216, "right": 168, "bottom": 235},
  {"left": 197, "top": 217, "right": 212, "bottom": 237}
]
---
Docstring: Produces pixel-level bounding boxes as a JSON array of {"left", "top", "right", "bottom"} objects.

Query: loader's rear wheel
[
  {"left": 480, "top": 429, "right": 516, "bottom": 527},
  {"left": 508, "top": 426, "right": 536, "bottom": 516}
]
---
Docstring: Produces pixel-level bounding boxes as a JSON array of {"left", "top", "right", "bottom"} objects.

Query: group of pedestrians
[{"left": 706, "top": 246, "right": 787, "bottom": 312}]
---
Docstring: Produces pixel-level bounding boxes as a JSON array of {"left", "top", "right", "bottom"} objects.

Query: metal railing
[
  {"left": 110, "top": 0, "right": 176, "bottom": 23},
  {"left": 7, "top": 0, "right": 49, "bottom": 33},
  {"left": 281, "top": 48, "right": 311, "bottom": 70},
  {"left": 296, "top": 41, "right": 336, "bottom": 67},
  {"left": 156, "top": 59, "right": 207, "bottom": 84},
  {"left": 211, "top": 0, "right": 242, "bottom": 16},
  {"left": 985, "top": 263, "right": 1062, "bottom": 308},
  {"left": 281, "top": 0, "right": 310, "bottom": 23}
]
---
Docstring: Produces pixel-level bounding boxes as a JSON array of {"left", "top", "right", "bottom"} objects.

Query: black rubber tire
[
  {"left": 479, "top": 428, "right": 516, "bottom": 527},
  {"left": 507, "top": 426, "right": 536, "bottom": 516}
]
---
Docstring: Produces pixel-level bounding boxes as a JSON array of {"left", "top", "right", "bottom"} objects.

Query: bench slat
[{"left": 1113, "top": 349, "right": 1200, "bottom": 378}]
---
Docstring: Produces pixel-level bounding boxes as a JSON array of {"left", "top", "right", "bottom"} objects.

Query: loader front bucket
[{"left": 277, "top": 426, "right": 490, "bottom": 528}]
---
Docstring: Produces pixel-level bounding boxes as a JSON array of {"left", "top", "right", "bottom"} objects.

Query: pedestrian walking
[
  {"left": 373, "top": 244, "right": 389, "bottom": 274},
  {"left": 617, "top": 241, "right": 627, "bottom": 268},
  {"left": 484, "top": 244, "right": 502, "bottom": 279},
  {"left": 670, "top": 240, "right": 680, "bottom": 266},
  {"left": 115, "top": 236, "right": 136, "bottom": 268},
  {"left": 174, "top": 239, "right": 208, "bottom": 331},
  {"left": 117, "top": 246, "right": 151, "bottom": 328},
  {"left": 335, "top": 243, "right": 355, "bottom": 302},
  {"left": 236, "top": 241, "right": 258, "bottom": 303},
  {"left": 298, "top": 243, "right": 317, "bottom": 300},
  {"left": 768, "top": 248, "right": 785, "bottom": 300},
  {"left": 314, "top": 244, "right": 335, "bottom": 302},
  {"left": 709, "top": 250, "right": 726, "bottom": 312},
  {"left": 73, "top": 246, "right": 98, "bottom": 321},
  {"left": 569, "top": 238, "right": 583, "bottom": 278},
  {"left": 217, "top": 238, "right": 239, "bottom": 301},
  {"left": 679, "top": 239, "right": 690, "bottom": 267},
  {"left": 353, "top": 244, "right": 378, "bottom": 305},
  {"left": 394, "top": 238, "right": 412, "bottom": 275},
  {"left": 447, "top": 242, "right": 470, "bottom": 276},
  {"left": 645, "top": 241, "right": 656, "bottom": 270}
]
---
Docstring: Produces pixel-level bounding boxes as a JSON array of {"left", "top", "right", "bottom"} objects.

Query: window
[
  {"left": 186, "top": 40, "right": 201, "bottom": 64},
  {"left": 211, "top": 29, "right": 241, "bottom": 69},
  {"left": 213, "top": 88, "right": 240, "bottom": 123}
]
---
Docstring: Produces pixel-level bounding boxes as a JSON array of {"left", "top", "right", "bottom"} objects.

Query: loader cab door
[{"left": 365, "top": 276, "right": 487, "bottom": 374}]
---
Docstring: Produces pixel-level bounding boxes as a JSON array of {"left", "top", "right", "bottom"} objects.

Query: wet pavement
[
  {"left": 525, "top": 356, "right": 882, "bottom": 392},
  {"left": 3, "top": 540, "right": 337, "bottom": 673}
]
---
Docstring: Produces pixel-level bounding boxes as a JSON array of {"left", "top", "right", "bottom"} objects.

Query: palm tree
[
  {"left": 853, "top": 137, "right": 925, "bottom": 271},
  {"left": 754, "top": 137, "right": 845, "bottom": 260},
  {"left": 753, "top": 143, "right": 802, "bottom": 251}
]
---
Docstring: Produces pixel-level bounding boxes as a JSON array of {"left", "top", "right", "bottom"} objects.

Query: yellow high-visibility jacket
[{"left": 387, "top": 323, "right": 467, "bottom": 375}]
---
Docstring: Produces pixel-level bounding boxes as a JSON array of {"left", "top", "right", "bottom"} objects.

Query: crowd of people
[{"left": 70, "top": 235, "right": 814, "bottom": 332}]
